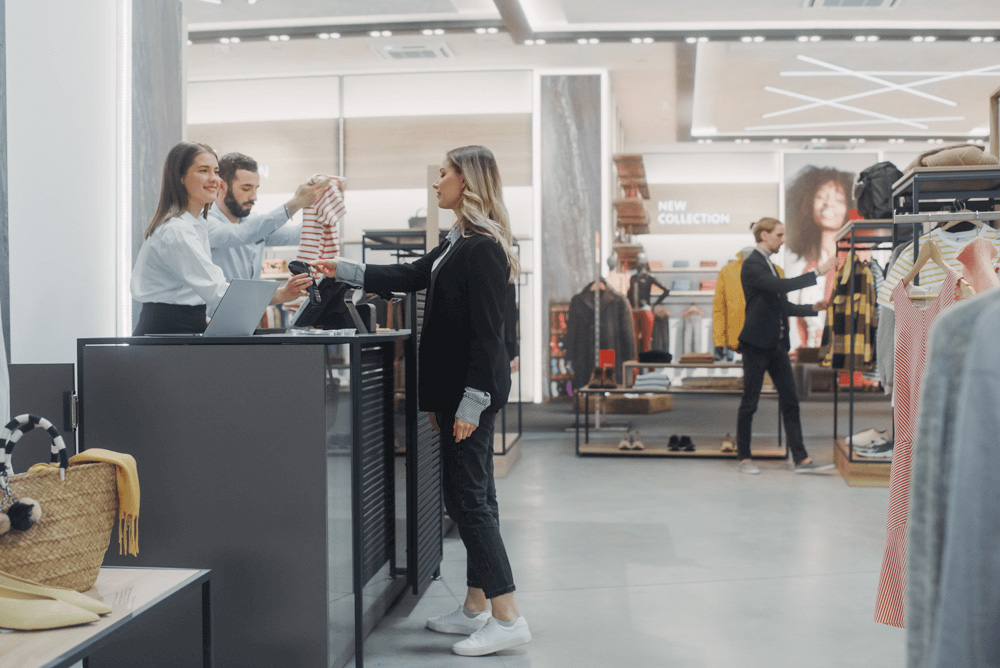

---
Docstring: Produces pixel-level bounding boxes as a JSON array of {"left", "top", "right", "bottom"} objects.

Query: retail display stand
[
  {"left": 831, "top": 219, "right": 895, "bottom": 487},
  {"left": 575, "top": 360, "right": 786, "bottom": 458},
  {"left": 612, "top": 154, "right": 650, "bottom": 236}
]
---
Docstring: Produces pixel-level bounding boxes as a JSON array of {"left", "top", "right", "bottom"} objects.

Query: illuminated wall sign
[{"left": 643, "top": 184, "right": 780, "bottom": 235}]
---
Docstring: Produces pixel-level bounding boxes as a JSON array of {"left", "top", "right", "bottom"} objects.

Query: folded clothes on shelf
[
  {"left": 671, "top": 279, "right": 693, "bottom": 291},
  {"left": 672, "top": 260, "right": 690, "bottom": 268}
]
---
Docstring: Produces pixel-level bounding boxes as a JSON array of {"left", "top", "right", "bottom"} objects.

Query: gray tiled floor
[{"left": 354, "top": 404, "right": 904, "bottom": 668}]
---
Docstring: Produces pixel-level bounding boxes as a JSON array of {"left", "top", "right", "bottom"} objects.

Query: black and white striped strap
[{"left": 0, "top": 414, "right": 69, "bottom": 488}]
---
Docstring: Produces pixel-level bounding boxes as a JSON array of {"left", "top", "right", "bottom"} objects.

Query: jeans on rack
[
  {"left": 438, "top": 410, "right": 516, "bottom": 599},
  {"left": 736, "top": 343, "right": 809, "bottom": 464}
]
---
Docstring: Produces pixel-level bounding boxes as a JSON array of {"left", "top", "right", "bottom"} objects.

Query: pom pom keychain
[{"left": 0, "top": 469, "right": 43, "bottom": 536}]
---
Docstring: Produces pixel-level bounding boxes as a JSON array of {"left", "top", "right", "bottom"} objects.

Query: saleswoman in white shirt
[{"left": 131, "top": 141, "right": 314, "bottom": 335}]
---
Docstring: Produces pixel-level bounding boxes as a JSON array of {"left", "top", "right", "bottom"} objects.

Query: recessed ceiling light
[
  {"left": 810, "top": 35, "right": 821, "bottom": 42},
  {"left": 319, "top": 32, "right": 330, "bottom": 39},
  {"left": 475, "top": 28, "right": 487, "bottom": 34},
  {"left": 219, "top": 37, "right": 230, "bottom": 44},
  {"left": 970, "top": 36, "right": 983, "bottom": 43},
  {"left": 230, "top": 36, "right": 240, "bottom": 43},
  {"left": 867, "top": 35, "right": 879, "bottom": 42},
  {"left": 434, "top": 29, "right": 444, "bottom": 35},
  {"left": 422, "top": 29, "right": 433, "bottom": 36},
  {"left": 798, "top": 36, "right": 809, "bottom": 42},
  {"left": 985, "top": 36, "right": 996, "bottom": 43},
  {"left": 925, "top": 36, "right": 937, "bottom": 42},
  {"left": 380, "top": 30, "right": 391, "bottom": 37},
  {"left": 912, "top": 36, "right": 924, "bottom": 42},
  {"left": 536, "top": 39, "right": 546, "bottom": 45},
  {"left": 247, "top": 0, "right": 258, "bottom": 4},
  {"left": 857, "top": 138, "right": 866, "bottom": 143},
  {"left": 741, "top": 36, "right": 753, "bottom": 43},
  {"left": 631, "top": 37, "right": 642, "bottom": 44},
  {"left": 643, "top": 37, "right": 653, "bottom": 44},
  {"left": 753, "top": 36, "right": 765, "bottom": 43},
  {"left": 698, "top": 37, "right": 708, "bottom": 43},
  {"left": 524, "top": 39, "right": 535, "bottom": 45},
  {"left": 577, "top": 38, "right": 588, "bottom": 44},
  {"left": 854, "top": 35, "right": 866, "bottom": 42},
  {"left": 186, "top": 39, "right": 193, "bottom": 45},
  {"left": 685, "top": 37, "right": 697, "bottom": 44},
  {"left": 589, "top": 38, "right": 599, "bottom": 44},
  {"left": 269, "top": 35, "right": 280, "bottom": 41},
  {"left": 279, "top": 34, "right": 290, "bottom": 41},
  {"left": 487, "top": 27, "right": 499, "bottom": 34}
]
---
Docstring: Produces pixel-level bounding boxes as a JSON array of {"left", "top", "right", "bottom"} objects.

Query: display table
[
  {"left": 0, "top": 567, "right": 211, "bottom": 668},
  {"left": 76, "top": 332, "right": 426, "bottom": 668}
]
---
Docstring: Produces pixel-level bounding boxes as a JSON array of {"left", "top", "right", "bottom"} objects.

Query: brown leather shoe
[
  {"left": 602, "top": 366, "right": 618, "bottom": 388},
  {"left": 587, "top": 366, "right": 604, "bottom": 388}
]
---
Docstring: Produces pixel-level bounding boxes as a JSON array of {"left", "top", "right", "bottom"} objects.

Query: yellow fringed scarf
[{"left": 29, "top": 448, "right": 140, "bottom": 556}]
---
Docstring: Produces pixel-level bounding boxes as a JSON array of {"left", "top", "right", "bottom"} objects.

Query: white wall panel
[
  {"left": 7, "top": 0, "right": 118, "bottom": 363},
  {"left": 342, "top": 71, "right": 532, "bottom": 118},
  {"left": 644, "top": 151, "right": 781, "bottom": 184},
  {"left": 187, "top": 76, "right": 341, "bottom": 124}
]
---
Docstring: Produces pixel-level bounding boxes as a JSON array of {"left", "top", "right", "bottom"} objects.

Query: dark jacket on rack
[
  {"left": 364, "top": 233, "right": 511, "bottom": 415},
  {"left": 565, "top": 284, "right": 635, "bottom": 389},
  {"left": 739, "top": 250, "right": 818, "bottom": 351}
]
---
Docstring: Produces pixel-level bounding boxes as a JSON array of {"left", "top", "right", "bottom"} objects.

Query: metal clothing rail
[
  {"left": 835, "top": 219, "right": 895, "bottom": 465},
  {"left": 893, "top": 210, "right": 1000, "bottom": 224}
]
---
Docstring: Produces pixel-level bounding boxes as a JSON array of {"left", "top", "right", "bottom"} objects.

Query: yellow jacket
[{"left": 713, "top": 249, "right": 784, "bottom": 349}]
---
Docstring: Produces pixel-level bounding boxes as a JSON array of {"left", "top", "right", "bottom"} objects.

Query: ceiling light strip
[{"left": 763, "top": 86, "right": 929, "bottom": 129}]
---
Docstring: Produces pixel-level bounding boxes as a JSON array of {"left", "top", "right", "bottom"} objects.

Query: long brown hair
[
  {"left": 446, "top": 145, "right": 520, "bottom": 282},
  {"left": 784, "top": 165, "right": 855, "bottom": 261},
  {"left": 143, "top": 141, "right": 217, "bottom": 239}
]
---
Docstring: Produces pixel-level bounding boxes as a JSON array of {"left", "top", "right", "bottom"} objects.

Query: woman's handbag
[{"left": 0, "top": 415, "right": 118, "bottom": 592}]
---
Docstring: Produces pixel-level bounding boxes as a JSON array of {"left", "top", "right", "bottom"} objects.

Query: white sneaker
[
  {"left": 738, "top": 459, "right": 761, "bottom": 475},
  {"left": 426, "top": 606, "right": 490, "bottom": 635},
  {"left": 452, "top": 617, "right": 532, "bottom": 656}
]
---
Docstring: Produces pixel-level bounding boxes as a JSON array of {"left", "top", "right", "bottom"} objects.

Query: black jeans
[
  {"left": 438, "top": 410, "right": 516, "bottom": 599},
  {"left": 737, "top": 342, "right": 809, "bottom": 464}
]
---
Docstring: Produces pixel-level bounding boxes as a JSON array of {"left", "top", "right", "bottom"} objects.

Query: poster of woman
[{"left": 782, "top": 152, "right": 878, "bottom": 349}]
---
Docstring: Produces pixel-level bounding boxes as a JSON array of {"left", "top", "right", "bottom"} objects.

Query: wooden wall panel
[
  {"left": 188, "top": 118, "right": 339, "bottom": 193},
  {"left": 344, "top": 114, "right": 532, "bottom": 190}
]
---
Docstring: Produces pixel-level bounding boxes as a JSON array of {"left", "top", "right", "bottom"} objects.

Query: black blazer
[
  {"left": 364, "top": 232, "right": 511, "bottom": 415},
  {"left": 738, "top": 249, "right": 818, "bottom": 351}
]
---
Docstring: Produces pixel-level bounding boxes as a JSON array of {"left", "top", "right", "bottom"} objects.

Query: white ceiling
[
  {"left": 182, "top": 1, "right": 1000, "bottom": 151},
  {"left": 521, "top": 0, "right": 1000, "bottom": 31},
  {"left": 693, "top": 41, "right": 1000, "bottom": 138}
]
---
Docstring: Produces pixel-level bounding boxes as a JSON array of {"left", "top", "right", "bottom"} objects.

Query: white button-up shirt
[
  {"left": 206, "top": 204, "right": 298, "bottom": 281},
  {"left": 131, "top": 212, "right": 229, "bottom": 314}
]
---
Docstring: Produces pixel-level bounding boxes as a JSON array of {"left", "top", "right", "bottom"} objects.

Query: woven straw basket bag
[{"left": 0, "top": 414, "right": 118, "bottom": 592}]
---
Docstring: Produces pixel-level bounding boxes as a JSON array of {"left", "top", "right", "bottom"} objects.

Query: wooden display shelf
[
  {"left": 579, "top": 440, "right": 786, "bottom": 458},
  {"left": 833, "top": 437, "right": 891, "bottom": 487}
]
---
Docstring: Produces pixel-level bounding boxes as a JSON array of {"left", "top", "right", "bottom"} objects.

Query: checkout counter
[{"left": 75, "top": 321, "right": 442, "bottom": 668}]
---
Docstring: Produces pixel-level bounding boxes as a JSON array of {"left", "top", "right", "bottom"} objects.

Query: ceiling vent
[
  {"left": 804, "top": 0, "right": 900, "bottom": 8},
  {"left": 371, "top": 43, "right": 454, "bottom": 60}
]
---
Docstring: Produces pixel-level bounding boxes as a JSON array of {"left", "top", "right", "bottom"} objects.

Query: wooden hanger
[
  {"left": 683, "top": 305, "right": 705, "bottom": 316},
  {"left": 892, "top": 240, "right": 970, "bottom": 302}
]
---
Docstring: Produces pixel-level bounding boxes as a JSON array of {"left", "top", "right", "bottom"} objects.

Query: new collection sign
[{"left": 643, "top": 184, "right": 779, "bottom": 235}]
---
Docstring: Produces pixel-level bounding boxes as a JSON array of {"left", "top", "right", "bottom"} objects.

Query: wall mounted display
[{"left": 642, "top": 184, "right": 779, "bottom": 235}]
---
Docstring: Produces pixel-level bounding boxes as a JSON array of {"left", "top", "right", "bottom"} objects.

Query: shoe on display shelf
[
  {"left": 630, "top": 432, "right": 645, "bottom": 450},
  {"left": 427, "top": 606, "right": 491, "bottom": 635},
  {"left": 855, "top": 440, "right": 894, "bottom": 458},
  {"left": 738, "top": 460, "right": 761, "bottom": 475},
  {"left": 794, "top": 461, "right": 835, "bottom": 474},
  {"left": 846, "top": 428, "right": 888, "bottom": 447},
  {"left": 587, "top": 366, "right": 604, "bottom": 388},
  {"left": 668, "top": 435, "right": 681, "bottom": 451},
  {"left": 618, "top": 435, "right": 632, "bottom": 450},
  {"left": 452, "top": 617, "right": 532, "bottom": 656},
  {"left": 679, "top": 435, "right": 695, "bottom": 452},
  {"left": 720, "top": 433, "right": 736, "bottom": 453}
]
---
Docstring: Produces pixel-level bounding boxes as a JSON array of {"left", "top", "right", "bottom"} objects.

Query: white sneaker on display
[
  {"left": 452, "top": 616, "right": 532, "bottom": 656},
  {"left": 426, "top": 606, "right": 490, "bottom": 635}
]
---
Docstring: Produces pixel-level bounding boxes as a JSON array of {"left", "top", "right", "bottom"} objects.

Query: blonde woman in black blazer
[{"left": 314, "top": 145, "right": 530, "bottom": 657}]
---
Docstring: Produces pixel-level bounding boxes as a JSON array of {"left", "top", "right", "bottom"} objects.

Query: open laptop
[{"left": 156, "top": 279, "right": 277, "bottom": 337}]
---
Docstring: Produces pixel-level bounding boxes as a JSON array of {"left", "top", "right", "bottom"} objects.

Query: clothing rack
[{"left": 834, "top": 220, "right": 895, "bottom": 472}]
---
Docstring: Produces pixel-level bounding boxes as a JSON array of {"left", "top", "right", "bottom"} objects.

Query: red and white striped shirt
[
  {"left": 875, "top": 269, "right": 961, "bottom": 628},
  {"left": 294, "top": 175, "right": 345, "bottom": 265}
]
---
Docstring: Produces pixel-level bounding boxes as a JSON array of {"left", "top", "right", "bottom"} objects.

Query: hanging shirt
[
  {"left": 206, "top": 204, "right": 298, "bottom": 281},
  {"left": 955, "top": 236, "right": 1000, "bottom": 294},
  {"left": 820, "top": 253, "right": 878, "bottom": 371},
  {"left": 294, "top": 175, "right": 345, "bottom": 265},
  {"left": 875, "top": 269, "right": 962, "bottom": 629},
  {"left": 131, "top": 212, "right": 229, "bottom": 314},
  {"left": 878, "top": 226, "right": 1000, "bottom": 309}
]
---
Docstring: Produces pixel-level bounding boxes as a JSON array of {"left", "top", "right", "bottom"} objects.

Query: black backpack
[{"left": 853, "top": 161, "right": 903, "bottom": 219}]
